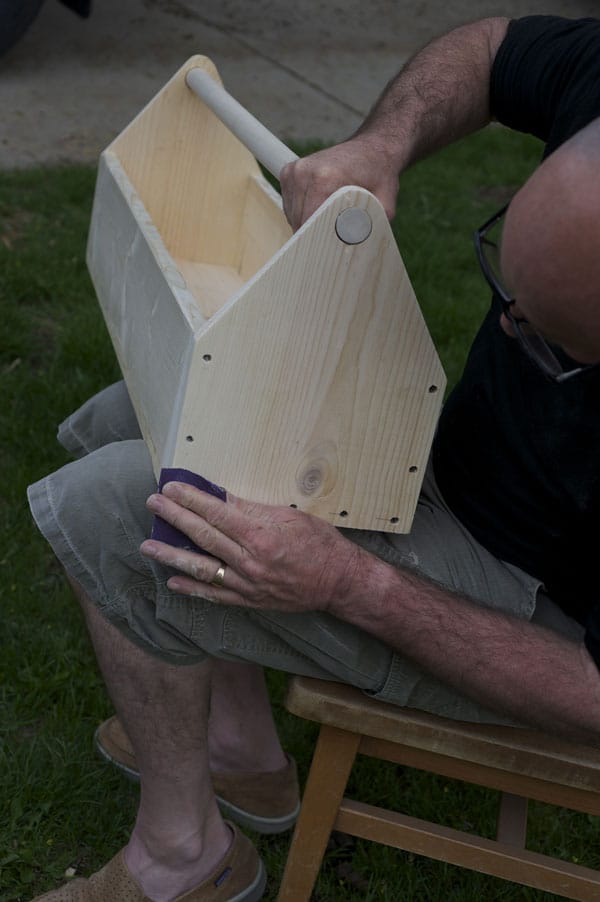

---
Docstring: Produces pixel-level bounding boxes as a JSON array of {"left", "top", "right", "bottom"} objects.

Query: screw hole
[
  {"left": 339, "top": 510, "right": 348, "bottom": 518},
  {"left": 428, "top": 384, "right": 438, "bottom": 393},
  {"left": 186, "top": 435, "right": 194, "bottom": 443},
  {"left": 390, "top": 516, "right": 399, "bottom": 524},
  {"left": 409, "top": 465, "right": 418, "bottom": 473},
  {"left": 203, "top": 354, "right": 212, "bottom": 362}
]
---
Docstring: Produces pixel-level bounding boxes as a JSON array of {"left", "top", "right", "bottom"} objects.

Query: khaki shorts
[{"left": 27, "top": 382, "right": 583, "bottom": 724}]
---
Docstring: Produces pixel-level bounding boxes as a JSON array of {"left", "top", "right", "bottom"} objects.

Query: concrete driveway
[{"left": 0, "top": 0, "right": 597, "bottom": 168}]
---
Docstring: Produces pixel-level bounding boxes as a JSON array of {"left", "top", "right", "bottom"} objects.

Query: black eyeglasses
[{"left": 474, "top": 205, "right": 588, "bottom": 383}]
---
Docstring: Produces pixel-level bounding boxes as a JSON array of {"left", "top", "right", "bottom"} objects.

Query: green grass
[{"left": 2, "top": 127, "right": 598, "bottom": 901}]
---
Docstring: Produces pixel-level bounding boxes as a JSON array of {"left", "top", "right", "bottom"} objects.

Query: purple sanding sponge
[{"left": 151, "top": 467, "right": 226, "bottom": 554}]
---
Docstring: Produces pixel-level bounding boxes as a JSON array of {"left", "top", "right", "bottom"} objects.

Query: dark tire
[{"left": 0, "top": 0, "right": 46, "bottom": 57}]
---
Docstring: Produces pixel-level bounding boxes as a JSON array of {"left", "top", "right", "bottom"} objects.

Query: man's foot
[
  {"left": 31, "top": 822, "right": 266, "bottom": 902},
  {"left": 95, "top": 716, "right": 300, "bottom": 834}
]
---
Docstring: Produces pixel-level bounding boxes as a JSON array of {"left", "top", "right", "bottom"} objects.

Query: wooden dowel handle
[{"left": 186, "top": 68, "right": 298, "bottom": 180}]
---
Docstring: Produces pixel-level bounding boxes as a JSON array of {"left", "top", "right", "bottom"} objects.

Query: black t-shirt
[{"left": 431, "top": 15, "right": 600, "bottom": 662}]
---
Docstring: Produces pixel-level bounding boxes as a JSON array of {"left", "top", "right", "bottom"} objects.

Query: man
[{"left": 28, "top": 14, "right": 600, "bottom": 902}]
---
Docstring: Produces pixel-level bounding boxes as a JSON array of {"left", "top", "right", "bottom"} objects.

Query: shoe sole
[
  {"left": 232, "top": 858, "right": 267, "bottom": 902},
  {"left": 217, "top": 794, "right": 300, "bottom": 835},
  {"left": 94, "top": 727, "right": 299, "bottom": 835}
]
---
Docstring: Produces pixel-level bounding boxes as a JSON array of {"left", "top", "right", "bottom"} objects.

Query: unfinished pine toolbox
[{"left": 86, "top": 56, "right": 446, "bottom": 533}]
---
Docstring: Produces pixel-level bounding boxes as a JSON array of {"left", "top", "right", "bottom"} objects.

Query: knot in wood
[
  {"left": 299, "top": 466, "right": 324, "bottom": 495},
  {"left": 296, "top": 442, "right": 338, "bottom": 498}
]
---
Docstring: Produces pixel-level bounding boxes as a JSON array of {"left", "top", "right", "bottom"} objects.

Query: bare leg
[
  {"left": 208, "top": 659, "right": 287, "bottom": 773},
  {"left": 77, "top": 584, "right": 230, "bottom": 902}
]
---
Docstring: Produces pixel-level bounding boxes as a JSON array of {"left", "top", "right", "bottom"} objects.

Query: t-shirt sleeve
[{"left": 490, "top": 15, "right": 600, "bottom": 153}]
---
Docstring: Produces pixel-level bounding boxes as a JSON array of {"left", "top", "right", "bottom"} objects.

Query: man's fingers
[
  {"left": 280, "top": 160, "right": 329, "bottom": 230},
  {"left": 165, "top": 574, "right": 244, "bottom": 606},
  {"left": 162, "top": 482, "right": 253, "bottom": 531},
  {"left": 279, "top": 161, "right": 298, "bottom": 228},
  {"left": 146, "top": 489, "right": 243, "bottom": 561},
  {"left": 141, "top": 539, "right": 247, "bottom": 597},
  {"left": 141, "top": 539, "right": 219, "bottom": 581}
]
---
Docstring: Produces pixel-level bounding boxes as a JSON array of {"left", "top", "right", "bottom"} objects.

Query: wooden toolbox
[{"left": 87, "top": 56, "right": 445, "bottom": 533}]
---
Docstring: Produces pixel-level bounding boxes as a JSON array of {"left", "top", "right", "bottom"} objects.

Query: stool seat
[{"left": 278, "top": 676, "right": 600, "bottom": 900}]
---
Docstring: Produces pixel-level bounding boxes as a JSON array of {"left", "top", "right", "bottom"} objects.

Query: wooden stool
[{"left": 278, "top": 676, "right": 600, "bottom": 900}]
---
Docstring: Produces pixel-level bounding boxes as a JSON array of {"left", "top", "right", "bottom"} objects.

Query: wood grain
[
  {"left": 174, "top": 186, "right": 444, "bottom": 531},
  {"left": 88, "top": 56, "right": 445, "bottom": 532}
]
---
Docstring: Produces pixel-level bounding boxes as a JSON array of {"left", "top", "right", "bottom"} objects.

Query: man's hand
[
  {"left": 280, "top": 135, "right": 400, "bottom": 230},
  {"left": 141, "top": 482, "right": 369, "bottom": 613},
  {"left": 279, "top": 18, "right": 510, "bottom": 233}
]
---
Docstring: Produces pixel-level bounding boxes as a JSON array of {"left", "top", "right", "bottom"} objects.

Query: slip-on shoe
[
  {"left": 31, "top": 822, "right": 266, "bottom": 901},
  {"left": 95, "top": 716, "right": 300, "bottom": 834}
]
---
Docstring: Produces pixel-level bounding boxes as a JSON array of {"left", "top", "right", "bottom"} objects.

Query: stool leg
[
  {"left": 277, "top": 725, "right": 360, "bottom": 901},
  {"left": 496, "top": 792, "right": 528, "bottom": 847}
]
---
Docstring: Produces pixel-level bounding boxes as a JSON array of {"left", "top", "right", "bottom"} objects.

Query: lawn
[{"left": 1, "top": 126, "right": 598, "bottom": 901}]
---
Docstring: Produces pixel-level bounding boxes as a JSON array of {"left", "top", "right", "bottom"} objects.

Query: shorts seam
[{"left": 249, "top": 610, "right": 387, "bottom": 688}]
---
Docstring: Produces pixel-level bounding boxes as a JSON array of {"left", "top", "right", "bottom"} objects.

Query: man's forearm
[
  {"left": 356, "top": 18, "right": 509, "bottom": 172},
  {"left": 335, "top": 553, "right": 600, "bottom": 745},
  {"left": 354, "top": 17, "right": 510, "bottom": 172},
  {"left": 280, "top": 17, "right": 510, "bottom": 228},
  {"left": 140, "top": 482, "right": 600, "bottom": 744}
]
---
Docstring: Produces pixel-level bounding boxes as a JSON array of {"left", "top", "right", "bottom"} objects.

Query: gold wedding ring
[{"left": 211, "top": 564, "right": 226, "bottom": 587}]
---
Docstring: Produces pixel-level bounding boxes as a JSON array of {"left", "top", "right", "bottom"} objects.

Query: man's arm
[
  {"left": 141, "top": 484, "right": 600, "bottom": 747},
  {"left": 280, "top": 16, "right": 509, "bottom": 228},
  {"left": 339, "top": 552, "right": 600, "bottom": 744}
]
